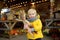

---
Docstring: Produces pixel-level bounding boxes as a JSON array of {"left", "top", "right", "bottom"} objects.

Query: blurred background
[{"left": 0, "top": 0, "right": 60, "bottom": 40}]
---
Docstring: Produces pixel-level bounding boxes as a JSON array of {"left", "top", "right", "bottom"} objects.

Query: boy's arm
[{"left": 33, "top": 19, "right": 42, "bottom": 31}]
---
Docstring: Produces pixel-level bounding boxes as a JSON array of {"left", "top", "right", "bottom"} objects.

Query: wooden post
[{"left": 50, "top": 0, "right": 55, "bottom": 18}]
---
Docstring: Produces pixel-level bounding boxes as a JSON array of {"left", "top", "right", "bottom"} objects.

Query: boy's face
[{"left": 28, "top": 12, "right": 36, "bottom": 18}]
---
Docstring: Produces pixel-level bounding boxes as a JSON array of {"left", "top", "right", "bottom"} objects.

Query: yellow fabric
[
  {"left": 27, "top": 19, "right": 43, "bottom": 39},
  {"left": 37, "top": 14, "right": 40, "bottom": 18}
]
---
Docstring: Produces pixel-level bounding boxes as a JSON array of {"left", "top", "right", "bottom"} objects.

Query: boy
[{"left": 26, "top": 9, "right": 43, "bottom": 40}]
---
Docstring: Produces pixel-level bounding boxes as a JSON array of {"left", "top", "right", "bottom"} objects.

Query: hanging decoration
[{"left": 1, "top": 0, "right": 50, "bottom": 8}]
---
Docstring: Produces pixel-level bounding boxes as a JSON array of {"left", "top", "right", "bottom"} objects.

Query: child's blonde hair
[
  {"left": 27, "top": 8, "right": 40, "bottom": 18},
  {"left": 28, "top": 8, "right": 37, "bottom": 15}
]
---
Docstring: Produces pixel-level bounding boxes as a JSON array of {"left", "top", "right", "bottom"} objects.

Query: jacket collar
[{"left": 28, "top": 17, "right": 37, "bottom": 22}]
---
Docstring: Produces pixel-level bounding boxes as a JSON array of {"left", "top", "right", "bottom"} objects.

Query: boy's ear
[{"left": 36, "top": 14, "right": 38, "bottom": 16}]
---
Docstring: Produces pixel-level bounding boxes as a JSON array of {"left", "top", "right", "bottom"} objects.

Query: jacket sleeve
[{"left": 33, "top": 19, "right": 42, "bottom": 31}]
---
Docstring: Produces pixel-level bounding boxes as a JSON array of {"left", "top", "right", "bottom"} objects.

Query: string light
[
  {"left": 45, "top": 0, "right": 47, "bottom": 1},
  {"left": 21, "top": 3, "right": 23, "bottom": 4},
  {"left": 8, "top": 1, "right": 9, "bottom": 3},
  {"left": 42, "top": 0, "right": 45, "bottom": 2},
  {"left": 31, "top": 2, "right": 35, "bottom": 8},
  {"left": 13, "top": 0, "right": 15, "bottom": 1},
  {"left": 39, "top": 1, "right": 41, "bottom": 3},
  {"left": 5, "top": 0, "right": 50, "bottom": 8},
  {"left": 19, "top": 5, "right": 22, "bottom": 7},
  {"left": 25, "top": 1, "right": 27, "bottom": 3},
  {"left": 10, "top": 0, "right": 12, "bottom": 2},
  {"left": 24, "top": 4, "right": 26, "bottom": 6},
  {"left": 36, "top": 1, "right": 39, "bottom": 3},
  {"left": 16, "top": 4, "right": 18, "bottom": 5},
  {"left": 18, "top": 3, "right": 20, "bottom": 5},
  {"left": 34, "top": 0, "right": 36, "bottom": 1},
  {"left": 31, "top": 0, "right": 33, "bottom": 2},
  {"left": 31, "top": 2, "right": 35, "bottom": 5},
  {"left": 23, "top": 2, "right": 25, "bottom": 4}
]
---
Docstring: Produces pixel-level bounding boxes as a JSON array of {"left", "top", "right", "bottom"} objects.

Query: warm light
[
  {"left": 45, "top": 0, "right": 47, "bottom": 1},
  {"left": 19, "top": 5, "right": 22, "bottom": 7},
  {"left": 36, "top": 1, "right": 39, "bottom": 3},
  {"left": 8, "top": 1, "right": 9, "bottom": 3},
  {"left": 50, "top": 0, "right": 54, "bottom": 2},
  {"left": 31, "top": 2, "right": 35, "bottom": 5},
  {"left": 16, "top": 4, "right": 18, "bottom": 5},
  {"left": 34, "top": 0, "right": 36, "bottom": 1},
  {"left": 18, "top": 3, "right": 20, "bottom": 5},
  {"left": 39, "top": 1, "right": 41, "bottom": 3},
  {"left": 13, "top": 0, "right": 15, "bottom": 1},
  {"left": 42, "top": 0, "right": 44, "bottom": 2},
  {"left": 24, "top": 4, "right": 26, "bottom": 6},
  {"left": 25, "top": 1, "right": 27, "bottom": 3},
  {"left": 23, "top": 2, "right": 24, "bottom": 4},
  {"left": 10, "top": 0, "right": 12, "bottom": 2},
  {"left": 18, "top": 5, "right": 21, "bottom": 7},
  {"left": 21, "top": 3, "right": 23, "bottom": 4},
  {"left": 31, "top": 2, "right": 35, "bottom": 9}
]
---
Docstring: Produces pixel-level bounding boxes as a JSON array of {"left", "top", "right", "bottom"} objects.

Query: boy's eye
[
  {"left": 30, "top": 13, "right": 34, "bottom": 15},
  {"left": 29, "top": 14, "right": 32, "bottom": 15},
  {"left": 32, "top": 14, "right": 34, "bottom": 15}
]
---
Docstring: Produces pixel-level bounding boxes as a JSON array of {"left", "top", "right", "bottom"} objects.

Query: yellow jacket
[{"left": 27, "top": 19, "right": 43, "bottom": 39}]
